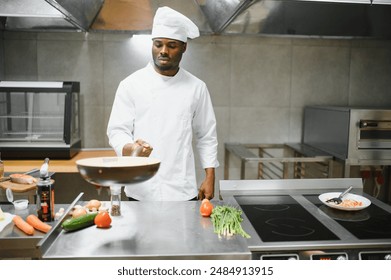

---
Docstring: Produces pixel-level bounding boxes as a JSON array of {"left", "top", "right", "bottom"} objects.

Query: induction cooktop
[
  {"left": 237, "top": 195, "right": 339, "bottom": 242},
  {"left": 220, "top": 178, "right": 391, "bottom": 260}
]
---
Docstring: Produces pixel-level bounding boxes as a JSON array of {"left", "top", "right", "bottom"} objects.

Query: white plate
[
  {"left": 0, "top": 212, "right": 14, "bottom": 233},
  {"left": 318, "top": 192, "right": 371, "bottom": 211}
]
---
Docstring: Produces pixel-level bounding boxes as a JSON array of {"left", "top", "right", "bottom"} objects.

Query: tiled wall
[
  {"left": 0, "top": 31, "right": 4, "bottom": 79},
  {"left": 2, "top": 32, "right": 391, "bottom": 191}
]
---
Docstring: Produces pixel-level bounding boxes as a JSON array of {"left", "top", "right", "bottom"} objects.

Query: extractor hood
[
  {"left": 0, "top": 0, "right": 104, "bottom": 32},
  {"left": 197, "top": 0, "right": 391, "bottom": 38},
  {"left": 1, "top": 0, "right": 391, "bottom": 38},
  {"left": 89, "top": 0, "right": 391, "bottom": 38}
]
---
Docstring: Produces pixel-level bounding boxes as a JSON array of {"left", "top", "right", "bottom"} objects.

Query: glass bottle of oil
[{"left": 37, "top": 158, "right": 55, "bottom": 222}]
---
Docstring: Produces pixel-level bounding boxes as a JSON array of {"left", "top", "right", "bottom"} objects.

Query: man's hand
[
  {"left": 122, "top": 139, "right": 153, "bottom": 157},
  {"left": 198, "top": 168, "right": 215, "bottom": 200}
]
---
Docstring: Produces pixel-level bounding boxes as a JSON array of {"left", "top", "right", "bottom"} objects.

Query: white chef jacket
[{"left": 107, "top": 63, "right": 219, "bottom": 201}]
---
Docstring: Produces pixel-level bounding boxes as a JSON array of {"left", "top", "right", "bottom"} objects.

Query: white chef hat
[{"left": 151, "top": 6, "right": 200, "bottom": 43}]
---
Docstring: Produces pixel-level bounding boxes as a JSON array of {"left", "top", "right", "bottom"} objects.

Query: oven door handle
[{"left": 359, "top": 121, "right": 378, "bottom": 128}]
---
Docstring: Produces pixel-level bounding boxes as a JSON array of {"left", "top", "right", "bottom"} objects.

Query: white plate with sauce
[{"left": 318, "top": 192, "right": 371, "bottom": 211}]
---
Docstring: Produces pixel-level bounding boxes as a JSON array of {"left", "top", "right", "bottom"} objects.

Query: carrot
[
  {"left": 26, "top": 214, "right": 52, "bottom": 233},
  {"left": 13, "top": 215, "right": 34, "bottom": 235}
]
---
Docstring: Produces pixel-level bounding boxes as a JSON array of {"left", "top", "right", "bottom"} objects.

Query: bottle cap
[{"left": 40, "top": 158, "right": 50, "bottom": 179}]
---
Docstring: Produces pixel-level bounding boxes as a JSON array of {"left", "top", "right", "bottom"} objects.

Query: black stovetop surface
[
  {"left": 305, "top": 195, "right": 391, "bottom": 240},
  {"left": 236, "top": 194, "right": 391, "bottom": 243}
]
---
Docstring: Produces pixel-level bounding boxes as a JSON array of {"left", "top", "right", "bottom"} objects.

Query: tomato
[
  {"left": 200, "top": 198, "right": 213, "bottom": 217},
  {"left": 94, "top": 211, "right": 112, "bottom": 228}
]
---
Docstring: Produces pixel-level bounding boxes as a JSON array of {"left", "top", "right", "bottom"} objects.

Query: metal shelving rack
[{"left": 224, "top": 143, "right": 334, "bottom": 180}]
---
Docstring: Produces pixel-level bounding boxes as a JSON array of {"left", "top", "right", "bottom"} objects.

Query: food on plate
[
  {"left": 94, "top": 211, "right": 112, "bottom": 228},
  {"left": 85, "top": 199, "right": 101, "bottom": 211},
  {"left": 72, "top": 207, "right": 87, "bottom": 218},
  {"left": 26, "top": 214, "right": 52, "bottom": 233},
  {"left": 10, "top": 173, "right": 37, "bottom": 184},
  {"left": 210, "top": 205, "right": 250, "bottom": 239},
  {"left": 13, "top": 215, "right": 34, "bottom": 235},
  {"left": 338, "top": 199, "right": 363, "bottom": 208},
  {"left": 61, "top": 212, "right": 98, "bottom": 232},
  {"left": 199, "top": 198, "right": 214, "bottom": 217},
  {"left": 0, "top": 207, "right": 4, "bottom": 221},
  {"left": 320, "top": 192, "right": 370, "bottom": 211}
]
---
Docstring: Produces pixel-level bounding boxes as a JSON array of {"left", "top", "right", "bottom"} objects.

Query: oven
[
  {"left": 303, "top": 106, "right": 391, "bottom": 166},
  {"left": 220, "top": 178, "right": 391, "bottom": 260},
  {"left": 302, "top": 106, "right": 391, "bottom": 204}
]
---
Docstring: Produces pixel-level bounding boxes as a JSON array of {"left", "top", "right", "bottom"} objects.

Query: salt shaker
[{"left": 110, "top": 185, "right": 121, "bottom": 216}]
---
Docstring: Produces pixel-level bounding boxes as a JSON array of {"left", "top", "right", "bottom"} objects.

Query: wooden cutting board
[{"left": 0, "top": 180, "right": 37, "bottom": 192}]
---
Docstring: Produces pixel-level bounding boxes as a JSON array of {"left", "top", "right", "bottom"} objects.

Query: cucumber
[{"left": 61, "top": 212, "right": 98, "bottom": 232}]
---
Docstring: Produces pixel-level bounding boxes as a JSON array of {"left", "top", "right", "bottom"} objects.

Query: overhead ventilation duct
[
  {"left": 197, "top": 0, "right": 391, "bottom": 38},
  {"left": 1, "top": 0, "right": 391, "bottom": 38},
  {"left": 0, "top": 0, "right": 104, "bottom": 32},
  {"left": 195, "top": 0, "right": 255, "bottom": 33}
]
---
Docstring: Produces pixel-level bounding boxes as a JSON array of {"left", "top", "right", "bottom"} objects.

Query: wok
[{"left": 76, "top": 157, "right": 160, "bottom": 187}]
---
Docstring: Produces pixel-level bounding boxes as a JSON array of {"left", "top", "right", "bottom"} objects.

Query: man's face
[{"left": 152, "top": 38, "right": 187, "bottom": 76}]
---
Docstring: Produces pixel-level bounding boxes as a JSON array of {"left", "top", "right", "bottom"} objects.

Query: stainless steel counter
[
  {"left": 0, "top": 204, "right": 63, "bottom": 259},
  {"left": 37, "top": 198, "right": 251, "bottom": 260},
  {"left": 1, "top": 197, "right": 251, "bottom": 260}
]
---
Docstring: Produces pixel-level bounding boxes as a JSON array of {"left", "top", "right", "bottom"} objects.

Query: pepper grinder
[
  {"left": 110, "top": 185, "right": 121, "bottom": 216},
  {"left": 36, "top": 158, "right": 55, "bottom": 222}
]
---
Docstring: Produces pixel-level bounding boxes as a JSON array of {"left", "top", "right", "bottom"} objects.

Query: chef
[{"left": 107, "top": 6, "right": 219, "bottom": 201}]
